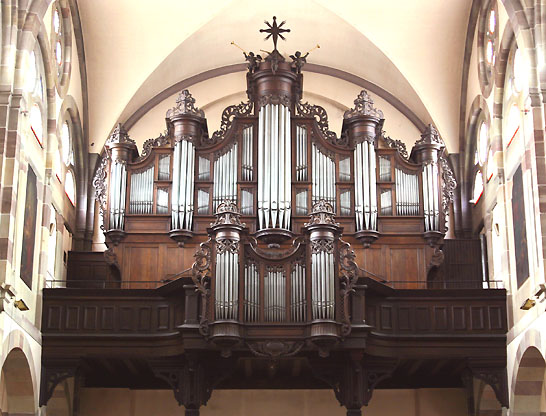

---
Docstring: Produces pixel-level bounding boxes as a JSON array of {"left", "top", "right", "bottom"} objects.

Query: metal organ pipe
[
  {"left": 171, "top": 139, "right": 195, "bottom": 230},
  {"left": 311, "top": 143, "right": 335, "bottom": 209},
  {"left": 257, "top": 104, "right": 291, "bottom": 230},
  {"left": 109, "top": 160, "right": 127, "bottom": 229},
  {"left": 354, "top": 139, "right": 377, "bottom": 231},
  {"left": 213, "top": 144, "right": 238, "bottom": 211}
]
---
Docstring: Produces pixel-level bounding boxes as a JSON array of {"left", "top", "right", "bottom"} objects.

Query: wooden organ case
[{"left": 42, "top": 18, "right": 507, "bottom": 416}]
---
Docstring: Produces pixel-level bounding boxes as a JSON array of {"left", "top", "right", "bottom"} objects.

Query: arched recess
[
  {"left": 512, "top": 346, "right": 546, "bottom": 415},
  {"left": 46, "top": 378, "right": 73, "bottom": 416},
  {"left": 58, "top": 95, "right": 90, "bottom": 249},
  {"left": 0, "top": 348, "right": 35, "bottom": 415},
  {"left": 476, "top": 380, "right": 503, "bottom": 415},
  {"left": 463, "top": 95, "right": 491, "bottom": 232}
]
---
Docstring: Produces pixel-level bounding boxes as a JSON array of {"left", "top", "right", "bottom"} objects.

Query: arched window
[
  {"left": 61, "top": 120, "right": 73, "bottom": 166},
  {"left": 478, "top": 1, "right": 498, "bottom": 96},
  {"left": 470, "top": 119, "right": 489, "bottom": 204},
  {"left": 24, "top": 45, "right": 46, "bottom": 149},
  {"left": 65, "top": 169, "right": 75, "bottom": 205},
  {"left": 51, "top": 1, "right": 72, "bottom": 93},
  {"left": 504, "top": 44, "right": 530, "bottom": 149}
]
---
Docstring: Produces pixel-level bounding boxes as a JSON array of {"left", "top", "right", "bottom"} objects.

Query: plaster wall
[{"left": 78, "top": 387, "right": 467, "bottom": 416}]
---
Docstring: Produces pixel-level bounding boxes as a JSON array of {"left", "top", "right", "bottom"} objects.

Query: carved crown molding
[
  {"left": 305, "top": 200, "right": 338, "bottom": 227},
  {"left": 415, "top": 123, "right": 445, "bottom": 147},
  {"left": 136, "top": 131, "right": 170, "bottom": 162},
  {"left": 380, "top": 130, "right": 409, "bottom": 159},
  {"left": 258, "top": 93, "right": 291, "bottom": 109},
  {"left": 343, "top": 90, "right": 384, "bottom": 120},
  {"left": 212, "top": 200, "right": 245, "bottom": 227},
  {"left": 208, "top": 100, "right": 254, "bottom": 145},
  {"left": 166, "top": 89, "right": 205, "bottom": 119},
  {"left": 296, "top": 101, "right": 348, "bottom": 147},
  {"left": 106, "top": 123, "right": 136, "bottom": 147}
]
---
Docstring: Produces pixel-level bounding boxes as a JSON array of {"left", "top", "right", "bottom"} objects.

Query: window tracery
[{"left": 478, "top": 1, "right": 498, "bottom": 96}]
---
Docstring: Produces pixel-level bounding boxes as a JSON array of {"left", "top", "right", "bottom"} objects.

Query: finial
[
  {"left": 166, "top": 89, "right": 205, "bottom": 119},
  {"left": 260, "top": 16, "right": 290, "bottom": 52},
  {"left": 416, "top": 124, "right": 444, "bottom": 146},
  {"left": 106, "top": 123, "right": 135, "bottom": 146},
  {"left": 343, "top": 90, "right": 384, "bottom": 119}
]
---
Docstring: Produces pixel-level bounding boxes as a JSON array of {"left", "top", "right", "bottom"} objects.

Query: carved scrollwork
[
  {"left": 339, "top": 239, "right": 359, "bottom": 337},
  {"left": 305, "top": 200, "right": 338, "bottom": 227},
  {"left": 166, "top": 89, "right": 205, "bottom": 119},
  {"left": 208, "top": 100, "right": 254, "bottom": 145},
  {"left": 258, "top": 93, "right": 291, "bottom": 109},
  {"left": 439, "top": 155, "right": 457, "bottom": 213},
  {"left": 343, "top": 90, "right": 384, "bottom": 120},
  {"left": 415, "top": 124, "right": 444, "bottom": 146},
  {"left": 296, "top": 101, "right": 348, "bottom": 146},
  {"left": 192, "top": 238, "right": 212, "bottom": 336},
  {"left": 247, "top": 341, "right": 304, "bottom": 359},
  {"left": 311, "top": 239, "right": 334, "bottom": 254},
  {"left": 216, "top": 239, "right": 239, "bottom": 255},
  {"left": 136, "top": 131, "right": 170, "bottom": 162},
  {"left": 106, "top": 123, "right": 136, "bottom": 147},
  {"left": 380, "top": 130, "right": 409, "bottom": 159},
  {"left": 93, "top": 156, "right": 109, "bottom": 229},
  {"left": 212, "top": 200, "right": 244, "bottom": 227}
]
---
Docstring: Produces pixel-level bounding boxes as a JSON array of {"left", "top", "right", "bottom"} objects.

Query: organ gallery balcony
[{"left": 40, "top": 18, "right": 508, "bottom": 416}]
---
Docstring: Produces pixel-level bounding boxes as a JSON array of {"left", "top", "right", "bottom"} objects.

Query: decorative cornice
[
  {"left": 343, "top": 90, "right": 384, "bottom": 119},
  {"left": 208, "top": 100, "right": 254, "bottom": 145},
  {"left": 380, "top": 131, "right": 409, "bottom": 159},
  {"left": 305, "top": 200, "right": 338, "bottom": 227},
  {"left": 105, "top": 123, "right": 136, "bottom": 147},
  {"left": 296, "top": 101, "right": 348, "bottom": 147},
  {"left": 136, "top": 131, "right": 170, "bottom": 162},
  {"left": 258, "top": 93, "right": 291, "bottom": 109},
  {"left": 212, "top": 200, "right": 244, "bottom": 227},
  {"left": 415, "top": 124, "right": 445, "bottom": 146},
  {"left": 166, "top": 89, "right": 205, "bottom": 119}
]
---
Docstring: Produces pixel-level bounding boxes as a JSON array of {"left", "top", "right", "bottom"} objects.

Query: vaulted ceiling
[{"left": 78, "top": 0, "right": 472, "bottom": 153}]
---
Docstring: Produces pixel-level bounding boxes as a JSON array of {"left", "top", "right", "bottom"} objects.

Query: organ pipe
[
  {"left": 354, "top": 139, "right": 378, "bottom": 231},
  {"left": 109, "top": 160, "right": 127, "bottom": 229},
  {"left": 395, "top": 168, "right": 419, "bottom": 216},
  {"left": 257, "top": 104, "right": 291, "bottom": 230},
  {"left": 312, "top": 143, "right": 336, "bottom": 209},
  {"left": 171, "top": 139, "right": 195, "bottom": 230},
  {"left": 213, "top": 144, "right": 238, "bottom": 211}
]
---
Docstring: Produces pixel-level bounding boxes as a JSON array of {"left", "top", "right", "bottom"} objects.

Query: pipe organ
[{"left": 94, "top": 29, "right": 456, "bottom": 353}]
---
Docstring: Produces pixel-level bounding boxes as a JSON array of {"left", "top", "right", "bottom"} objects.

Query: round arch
[{"left": 0, "top": 349, "right": 35, "bottom": 415}]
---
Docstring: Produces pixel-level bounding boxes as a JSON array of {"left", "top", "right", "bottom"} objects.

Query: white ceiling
[{"left": 78, "top": 0, "right": 472, "bottom": 152}]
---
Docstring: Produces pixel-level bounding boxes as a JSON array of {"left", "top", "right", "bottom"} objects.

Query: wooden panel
[
  {"left": 165, "top": 246, "right": 185, "bottom": 276},
  {"left": 359, "top": 246, "right": 386, "bottom": 280},
  {"left": 47, "top": 305, "right": 62, "bottom": 330},
  {"left": 83, "top": 307, "right": 98, "bottom": 330},
  {"left": 124, "top": 246, "right": 160, "bottom": 287},
  {"left": 389, "top": 247, "right": 423, "bottom": 283},
  {"left": 416, "top": 307, "right": 430, "bottom": 331},
  {"left": 433, "top": 307, "right": 448, "bottom": 330},
  {"left": 102, "top": 307, "right": 115, "bottom": 330},
  {"left": 489, "top": 306, "right": 503, "bottom": 330},
  {"left": 398, "top": 307, "right": 411, "bottom": 330},
  {"left": 453, "top": 307, "right": 466, "bottom": 330},
  {"left": 471, "top": 306, "right": 484, "bottom": 330},
  {"left": 66, "top": 306, "right": 80, "bottom": 330}
]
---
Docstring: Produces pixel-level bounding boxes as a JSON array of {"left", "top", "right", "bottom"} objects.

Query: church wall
[{"left": 78, "top": 388, "right": 467, "bottom": 416}]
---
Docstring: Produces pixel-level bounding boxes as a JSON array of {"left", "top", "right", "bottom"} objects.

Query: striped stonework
[
  {"left": 510, "top": 329, "right": 546, "bottom": 415},
  {"left": 477, "top": 382, "right": 503, "bottom": 416}
]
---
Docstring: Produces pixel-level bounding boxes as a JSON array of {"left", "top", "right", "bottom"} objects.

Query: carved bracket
[
  {"left": 339, "top": 239, "right": 360, "bottom": 337},
  {"left": 312, "top": 355, "right": 397, "bottom": 415},
  {"left": 192, "top": 238, "right": 213, "bottom": 337},
  {"left": 466, "top": 361, "right": 509, "bottom": 409},
  {"left": 39, "top": 360, "right": 80, "bottom": 407},
  {"left": 247, "top": 341, "right": 304, "bottom": 360}
]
